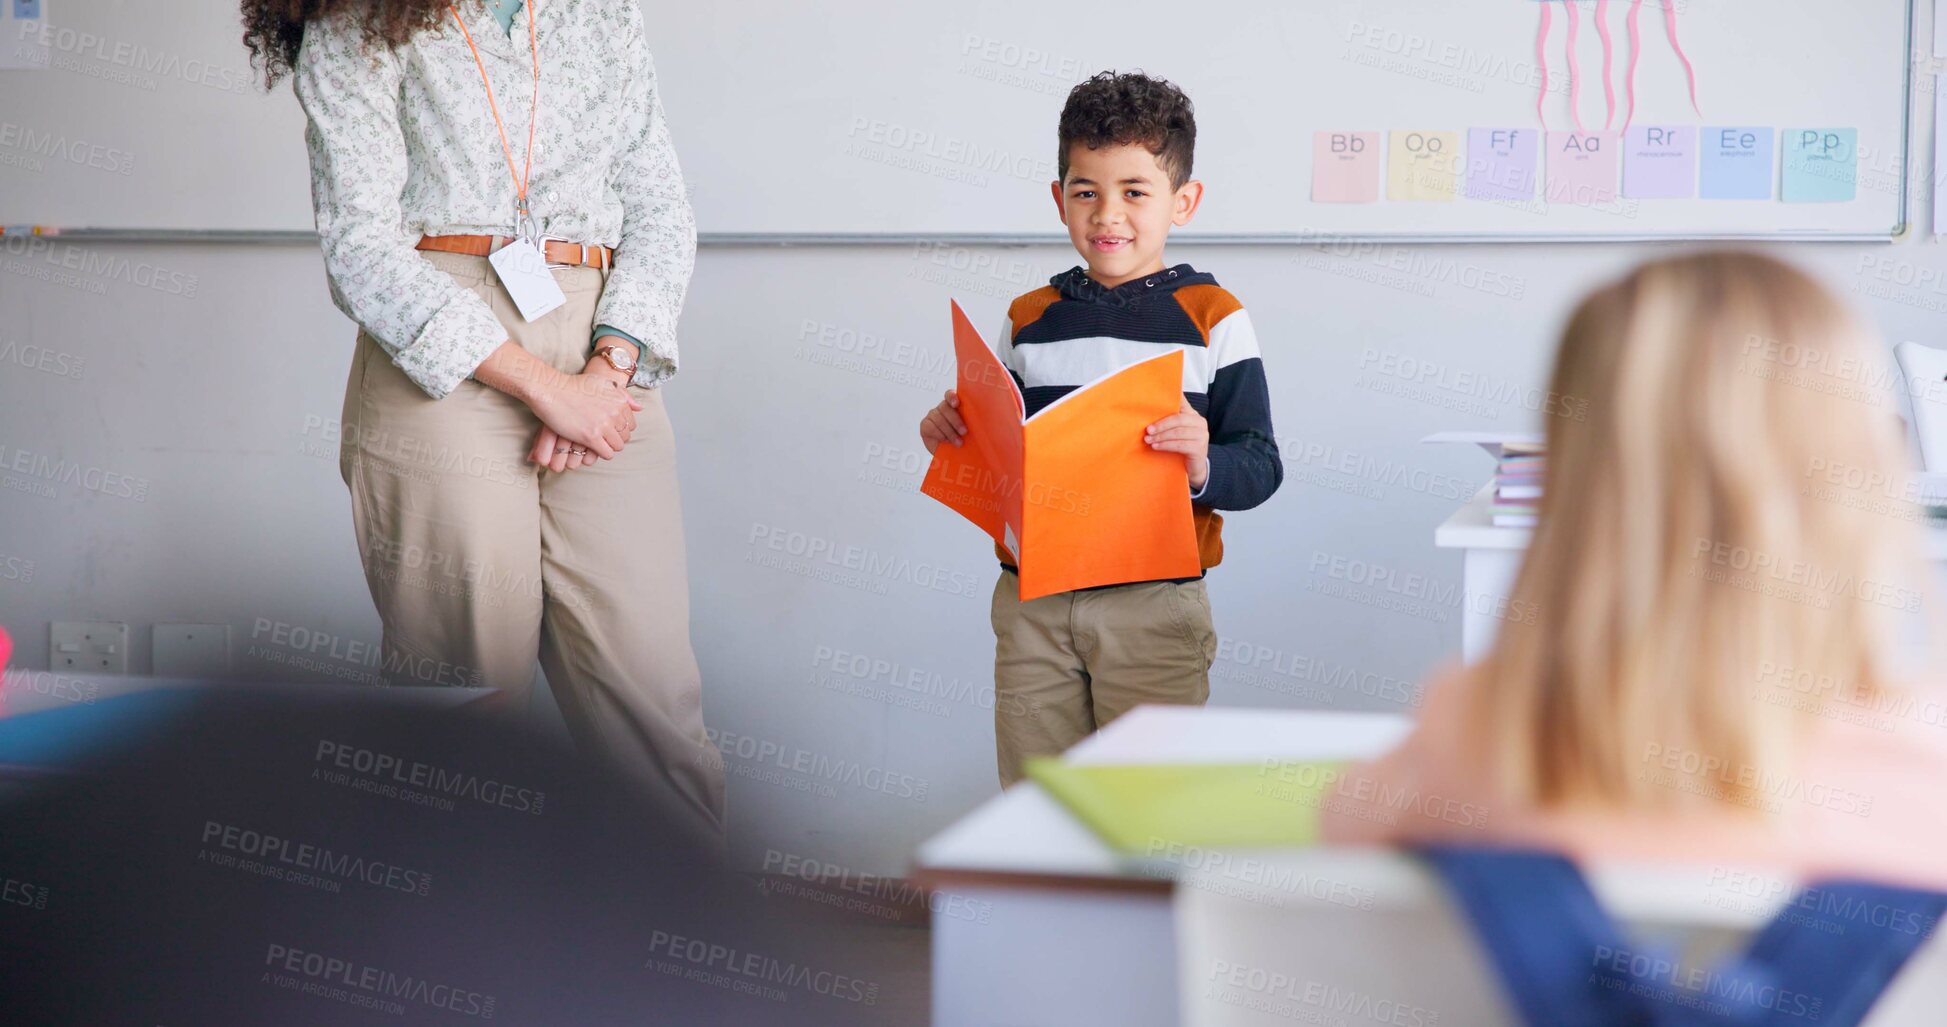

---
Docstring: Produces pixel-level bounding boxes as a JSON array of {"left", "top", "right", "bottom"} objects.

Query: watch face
[{"left": 606, "top": 346, "right": 636, "bottom": 371}]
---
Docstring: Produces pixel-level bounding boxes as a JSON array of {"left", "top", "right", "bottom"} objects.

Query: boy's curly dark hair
[
  {"left": 240, "top": 0, "right": 451, "bottom": 89},
  {"left": 1057, "top": 71, "right": 1197, "bottom": 189}
]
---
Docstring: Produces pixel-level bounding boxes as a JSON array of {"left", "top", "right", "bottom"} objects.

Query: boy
[{"left": 918, "top": 71, "right": 1282, "bottom": 786}]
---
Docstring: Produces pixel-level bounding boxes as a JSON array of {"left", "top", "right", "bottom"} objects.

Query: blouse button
[{"left": 547, "top": 190, "right": 559, "bottom": 202}]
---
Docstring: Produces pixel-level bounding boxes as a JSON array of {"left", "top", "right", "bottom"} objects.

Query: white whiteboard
[
  {"left": 0, "top": 0, "right": 311, "bottom": 234},
  {"left": 0, "top": 0, "right": 1915, "bottom": 240}
]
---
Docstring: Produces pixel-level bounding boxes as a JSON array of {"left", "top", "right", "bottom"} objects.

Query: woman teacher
[{"left": 245, "top": 0, "right": 723, "bottom": 828}]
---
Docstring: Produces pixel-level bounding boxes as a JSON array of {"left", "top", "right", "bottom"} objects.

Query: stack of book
[{"left": 1491, "top": 441, "right": 1544, "bottom": 527}]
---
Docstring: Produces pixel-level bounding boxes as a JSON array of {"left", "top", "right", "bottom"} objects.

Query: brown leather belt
[{"left": 416, "top": 233, "right": 612, "bottom": 270}]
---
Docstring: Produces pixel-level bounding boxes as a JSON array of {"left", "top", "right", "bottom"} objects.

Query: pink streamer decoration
[
  {"left": 1563, "top": 0, "right": 1584, "bottom": 133},
  {"left": 1622, "top": 0, "right": 1642, "bottom": 132},
  {"left": 1536, "top": 1, "right": 1552, "bottom": 128},
  {"left": 1594, "top": 0, "right": 1616, "bottom": 130},
  {"left": 1662, "top": 0, "right": 1700, "bottom": 115}
]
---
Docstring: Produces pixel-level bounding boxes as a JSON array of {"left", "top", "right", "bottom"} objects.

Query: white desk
[
  {"left": 1433, "top": 484, "right": 1532, "bottom": 663},
  {"left": 1437, "top": 483, "right": 1947, "bottom": 661},
  {"left": 913, "top": 706, "right": 1411, "bottom": 1027}
]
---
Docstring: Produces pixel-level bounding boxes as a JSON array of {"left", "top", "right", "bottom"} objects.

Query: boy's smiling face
[{"left": 1053, "top": 142, "right": 1203, "bottom": 289}]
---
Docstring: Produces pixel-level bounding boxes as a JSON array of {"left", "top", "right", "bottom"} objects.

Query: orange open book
[{"left": 921, "top": 300, "right": 1201, "bottom": 601}]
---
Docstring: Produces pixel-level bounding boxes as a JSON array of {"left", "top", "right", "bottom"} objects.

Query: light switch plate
[
  {"left": 153, "top": 623, "right": 231, "bottom": 678},
  {"left": 49, "top": 621, "right": 130, "bottom": 675}
]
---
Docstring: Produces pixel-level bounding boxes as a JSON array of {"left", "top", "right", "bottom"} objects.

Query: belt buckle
[{"left": 539, "top": 236, "right": 579, "bottom": 270}]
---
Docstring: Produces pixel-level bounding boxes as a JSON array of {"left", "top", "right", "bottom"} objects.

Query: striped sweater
[{"left": 995, "top": 263, "right": 1282, "bottom": 575}]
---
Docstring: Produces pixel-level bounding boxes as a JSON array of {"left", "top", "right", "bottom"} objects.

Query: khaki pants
[
  {"left": 338, "top": 248, "right": 725, "bottom": 831},
  {"left": 991, "top": 568, "right": 1217, "bottom": 787}
]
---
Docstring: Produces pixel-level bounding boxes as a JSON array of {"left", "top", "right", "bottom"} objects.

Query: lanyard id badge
[
  {"left": 449, "top": 3, "right": 565, "bottom": 322},
  {"left": 488, "top": 210, "right": 566, "bottom": 321}
]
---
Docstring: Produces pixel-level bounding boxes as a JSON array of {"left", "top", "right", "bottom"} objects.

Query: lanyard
[{"left": 447, "top": 2, "right": 541, "bottom": 242}]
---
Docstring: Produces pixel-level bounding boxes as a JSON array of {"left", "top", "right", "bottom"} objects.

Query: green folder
[{"left": 1025, "top": 758, "right": 1346, "bottom": 854}]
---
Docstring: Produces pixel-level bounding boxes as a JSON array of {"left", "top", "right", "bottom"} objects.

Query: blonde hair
[{"left": 1475, "top": 251, "right": 1921, "bottom": 810}]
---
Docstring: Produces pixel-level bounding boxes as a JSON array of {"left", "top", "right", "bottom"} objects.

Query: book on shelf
[
  {"left": 1424, "top": 432, "right": 1547, "bottom": 527},
  {"left": 1490, "top": 498, "right": 1540, "bottom": 527},
  {"left": 1492, "top": 443, "right": 1544, "bottom": 516}
]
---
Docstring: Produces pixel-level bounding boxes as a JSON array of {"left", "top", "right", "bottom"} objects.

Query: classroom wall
[{"left": 3, "top": 15, "right": 1944, "bottom": 876}]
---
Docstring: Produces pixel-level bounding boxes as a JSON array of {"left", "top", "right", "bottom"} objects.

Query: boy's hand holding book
[
  {"left": 1145, "top": 398, "right": 1210, "bottom": 490},
  {"left": 919, "top": 389, "right": 968, "bottom": 454}
]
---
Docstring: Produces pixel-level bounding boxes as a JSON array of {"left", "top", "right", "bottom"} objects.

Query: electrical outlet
[
  {"left": 49, "top": 622, "right": 130, "bottom": 675},
  {"left": 153, "top": 623, "right": 231, "bottom": 679}
]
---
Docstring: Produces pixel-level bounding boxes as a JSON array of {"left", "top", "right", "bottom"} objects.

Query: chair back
[{"left": 1177, "top": 849, "right": 1947, "bottom": 1026}]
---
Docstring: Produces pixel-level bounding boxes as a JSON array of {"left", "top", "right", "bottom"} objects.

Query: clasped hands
[{"left": 525, "top": 355, "right": 640, "bottom": 473}]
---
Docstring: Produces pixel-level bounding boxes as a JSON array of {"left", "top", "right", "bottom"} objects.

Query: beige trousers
[
  {"left": 338, "top": 248, "right": 724, "bottom": 830},
  {"left": 991, "top": 568, "right": 1218, "bottom": 787}
]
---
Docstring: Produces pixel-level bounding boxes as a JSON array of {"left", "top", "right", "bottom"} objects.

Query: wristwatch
[{"left": 594, "top": 342, "right": 638, "bottom": 378}]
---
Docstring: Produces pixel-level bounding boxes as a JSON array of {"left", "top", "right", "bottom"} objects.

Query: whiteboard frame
[{"left": 0, "top": 1, "right": 1916, "bottom": 244}]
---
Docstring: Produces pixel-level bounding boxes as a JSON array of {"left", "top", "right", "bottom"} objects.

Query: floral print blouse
[{"left": 294, "top": 0, "right": 695, "bottom": 397}]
